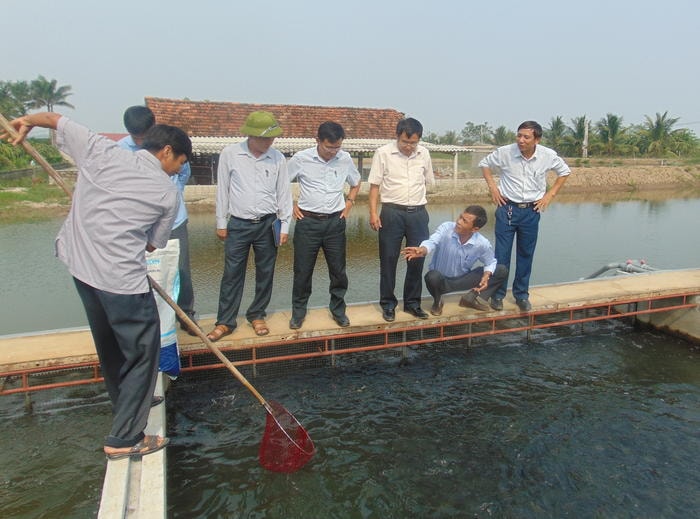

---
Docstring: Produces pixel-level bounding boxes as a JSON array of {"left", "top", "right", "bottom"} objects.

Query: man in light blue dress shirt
[
  {"left": 118, "top": 106, "right": 199, "bottom": 334},
  {"left": 287, "top": 122, "right": 361, "bottom": 329},
  {"left": 480, "top": 121, "right": 570, "bottom": 312},
  {"left": 402, "top": 205, "right": 508, "bottom": 315}
]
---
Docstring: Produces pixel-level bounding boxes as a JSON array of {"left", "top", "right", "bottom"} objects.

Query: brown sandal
[
  {"left": 104, "top": 435, "right": 170, "bottom": 460},
  {"left": 206, "top": 324, "right": 232, "bottom": 342},
  {"left": 250, "top": 319, "right": 270, "bottom": 336}
]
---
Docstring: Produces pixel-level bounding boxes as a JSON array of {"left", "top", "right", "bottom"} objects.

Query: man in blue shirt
[
  {"left": 118, "top": 106, "right": 199, "bottom": 334},
  {"left": 402, "top": 205, "right": 508, "bottom": 315},
  {"left": 287, "top": 122, "right": 361, "bottom": 329},
  {"left": 480, "top": 121, "right": 570, "bottom": 312}
]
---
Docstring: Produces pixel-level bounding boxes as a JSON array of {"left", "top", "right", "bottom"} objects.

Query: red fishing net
[{"left": 258, "top": 400, "right": 315, "bottom": 473}]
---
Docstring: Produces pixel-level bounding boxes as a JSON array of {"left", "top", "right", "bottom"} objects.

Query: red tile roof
[{"left": 145, "top": 97, "right": 404, "bottom": 139}]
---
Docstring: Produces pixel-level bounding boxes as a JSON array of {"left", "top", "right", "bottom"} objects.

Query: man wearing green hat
[{"left": 207, "top": 111, "right": 292, "bottom": 340}]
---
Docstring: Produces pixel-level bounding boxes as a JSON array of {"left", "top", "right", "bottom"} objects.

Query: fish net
[{"left": 259, "top": 400, "right": 315, "bottom": 473}]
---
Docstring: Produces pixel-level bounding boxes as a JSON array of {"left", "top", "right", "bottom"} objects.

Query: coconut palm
[
  {"left": 543, "top": 116, "right": 569, "bottom": 154},
  {"left": 596, "top": 113, "right": 625, "bottom": 156},
  {"left": 489, "top": 126, "right": 515, "bottom": 145},
  {"left": 28, "top": 76, "right": 75, "bottom": 145},
  {"left": 642, "top": 111, "right": 680, "bottom": 157}
]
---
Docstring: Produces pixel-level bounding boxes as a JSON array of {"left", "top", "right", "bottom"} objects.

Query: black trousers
[
  {"left": 378, "top": 204, "right": 429, "bottom": 310},
  {"left": 292, "top": 215, "right": 347, "bottom": 319},
  {"left": 216, "top": 214, "right": 278, "bottom": 328},
  {"left": 424, "top": 264, "right": 509, "bottom": 303},
  {"left": 170, "top": 220, "right": 196, "bottom": 319},
  {"left": 73, "top": 277, "right": 160, "bottom": 448}
]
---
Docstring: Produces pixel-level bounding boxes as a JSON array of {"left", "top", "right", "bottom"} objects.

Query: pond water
[
  {"left": 1, "top": 198, "right": 699, "bottom": 335},
  {"left": 1, "top": 198, "right": 699, "bottom": 517}
]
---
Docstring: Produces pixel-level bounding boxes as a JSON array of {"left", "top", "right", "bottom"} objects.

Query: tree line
[
  {"left": 423, "top": 113, "right": 699, "bottom": 159},
  {"left": 0, "top": 76, "right": 74, "bottom": 170},
  {"left": 2, "top": 76, "right": 699, "bottom": 168}
]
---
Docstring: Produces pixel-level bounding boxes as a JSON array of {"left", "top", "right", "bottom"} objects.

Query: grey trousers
[
  {"left": 74, "top": 277, "right": 160, "bottom": 448},
  {"left": 170, "top": 220, "right": 196, "bottom": 319}
]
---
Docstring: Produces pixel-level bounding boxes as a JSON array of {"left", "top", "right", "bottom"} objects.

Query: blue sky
[{"left": 3, "top": 0, "right": 698, "bottom": 135}]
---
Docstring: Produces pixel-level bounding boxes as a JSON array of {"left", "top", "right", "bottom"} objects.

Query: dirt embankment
[{"left": 426, "top": 165, "right": 700, "bottom": 203}]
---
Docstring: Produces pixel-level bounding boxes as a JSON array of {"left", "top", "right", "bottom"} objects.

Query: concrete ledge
[{"left": 98, "top": 374, "right": 167, "bottom": 519}]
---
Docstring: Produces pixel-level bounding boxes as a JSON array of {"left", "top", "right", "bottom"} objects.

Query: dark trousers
[
  {"left": 292, "top": 215, "right": 348, "bottom": 320},
  {"left": 378, "top": 205, "right": 429, "bottom": 310},
  {"left": 73, "top": 277, "right": 160, "bottom": 449},
  {"left": 494, "top": 204, "right": 541, "bottom": 301},
  {"left": 170, "top": 220, "right": 195, "bottom": 319},
  {"left": 216, "top": 214, "right": 277, "bottom": 328},
  {"left": 424, "top": 264, "right": 509, "bottom": 303}
]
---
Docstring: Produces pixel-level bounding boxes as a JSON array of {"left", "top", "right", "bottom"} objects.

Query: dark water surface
[
  {"left": 1, "top": 199, "right": 699, "bottom": 517},
  {"left": 3, "top": 324, "right": 699, "bottom": 518}
]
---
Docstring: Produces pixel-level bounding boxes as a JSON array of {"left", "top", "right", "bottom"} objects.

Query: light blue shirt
[
  {"left": 215, "top": 140, "right": 293, "bottom": 233},
  {"left": 478, "top": 143, "right": 570, "bottom": 203},
  {"left": 420, "top": 221, "right": 497, "bottom": 277},
  {"left": 288, "top": 146, "right": 361, "bottom": 213},
  {"left": 118, "top": 135, "right": 190, "bottom": 229}
]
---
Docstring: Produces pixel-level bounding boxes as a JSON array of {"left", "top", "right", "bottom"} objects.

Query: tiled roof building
[
  {"left": 145, "top": 97, "right": 404, "bottom": 139},
  {"left": 142, "top": 97, "right": 480, "bottom": 184}
]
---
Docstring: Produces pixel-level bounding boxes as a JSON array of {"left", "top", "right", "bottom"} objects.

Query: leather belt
[
  {"left": 300, "top": 209, "right": 341, "bottom": 220},
  {"left": 504, "top": 199, "right": 535, "bottom": 209},
  {"left": 231, "top": 213, "right": 275, "bottom": 223},
  {"left": 383, "top": 203, "right": 425, "bottom": 213}
]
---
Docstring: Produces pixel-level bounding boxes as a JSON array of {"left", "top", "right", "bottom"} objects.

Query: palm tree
[
  {"left": 642, "top": 111, "right": 680, "bottom": 157},
  {"left": 565, "top": 115, "right": 589, "bottom": 157},
  {"left": 544, "top": 116, "right": 569, "bottom": 154},
  {"left": 29, "top": 76, "right": 75, "bottom": 145},
  {"left": 439, "top": 130, "right": 460, "bottom": 145},
  {"left": 489, "top": 126, "right": 515, "bottom": 145},
  {"left": 596, "top": 113, "right": 625, "bottom": 156}
]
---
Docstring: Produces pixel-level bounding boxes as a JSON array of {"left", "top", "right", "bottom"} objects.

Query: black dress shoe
[
  {"left": 516, "top": 299, "right": 532, "bottom": 312},
  {"left": 151, "top": 396, "right": 164, "bottom": 407},
  {"left": 333, "top": 314, "right": 350, "bottom": 327},
  {"left": 490, "top": 298, "right": 504, "bottom": 311},
  {"left": 405, "top": 307, "right": 429, "bottom": 319},
  {"left": 289, "top": 316, "right": 304, "bottom": 329},
  {"left": 382, "top": 308, "right": 396, "bottom": 322}
]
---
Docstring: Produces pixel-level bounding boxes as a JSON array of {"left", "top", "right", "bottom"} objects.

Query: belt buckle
[
  {"left": 250, "top": 216, "right": 262, "bottom": 223},
  {"left": 406, "top": 206, "right": 417, "bottom": 212},
  {"left": 517, "top": 203, "right": 528, "bottom": 209}
]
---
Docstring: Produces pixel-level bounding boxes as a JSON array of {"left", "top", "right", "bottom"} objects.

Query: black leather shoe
[
  {"left": 382, "top": 308, "right": 396, "bottom": 322},
  {"left": 516, "top": 299, "right": 532, "bottom": 312},
  {"left": 405, "top": 307, "right": 429, "bottom": 319},
  {"left": 289, "top": 317, "right": 304, "bottom": 329},
  {"left": 151, "top": 396, "right": 164, "bottom": 407},
  {"left": 333, "top": 314, "right": 350, "bottom": 327},
  {"left": 490, "top": 298, "right": 504, "bottom": 311}
]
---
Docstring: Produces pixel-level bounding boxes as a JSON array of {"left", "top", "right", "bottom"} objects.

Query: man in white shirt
[
  {"left": 480, "top": 120, "right": 570, "bottom": 312},
  {"left": 368, "top": 118, "right": 435, "bottom": 322},
  {"left": 287, "top": 122, "right": 361, "bottom": 329},
  {"left": 402, "top": 205, "right": 508, "bottom": 315},
  {"left": 207, "top": 111, "right": 292, "bottom": 340}
]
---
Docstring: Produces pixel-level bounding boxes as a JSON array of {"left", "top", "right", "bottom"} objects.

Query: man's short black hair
[
  {"left": 317, "top": 121, "right": 345, "bottom": 142},
  {"left": 123, "top": 106, "right": 156, "bottom": 136},
  {"left": 517, "top": 120, "right": 543, "bottom": 139},
  {"left": 396, "top": 117, "right": 423, "bottom": 138},
  {"left": 464, "top": 205, "right": 487, "bottom": 228},
  {"left": 142, "top": 124, "right": 192, "bottom": 162}
]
